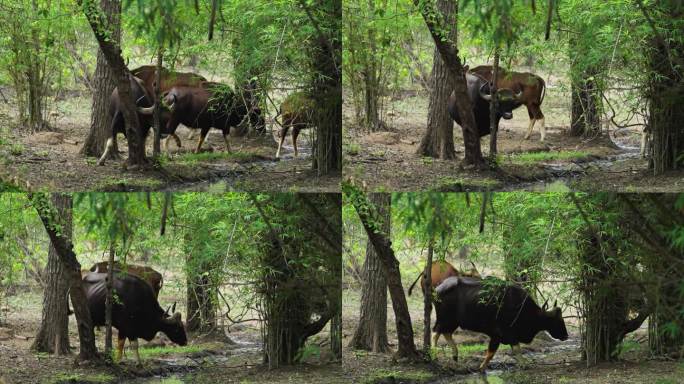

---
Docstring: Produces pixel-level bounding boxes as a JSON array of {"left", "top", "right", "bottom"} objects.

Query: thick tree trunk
[
  {"left": 31, "top": 204, "right": 72, "bottom": 355},
  {"left": 645, "top": 10, "right": 684, "bottom": 175},
  {"left": 79, "top": 0, "right": 146, "bottom": 168},
  {"left": 570, "top": 69, "right": 602, "bottom": 138},
  {"left": 30, "top": 193, "right": 98, "bottom": 361},
  {"left": 186, "top": 260, "right": 216, "bottom": 333},
  {"left": 414, "top": 0, "right": 484, "bottom": 167},
  {"left": 80, "top": 0, "right": 121, "bottom": 158},
  {"left": 308, "top": 0, "right": 342, "bottom": 175},
  {"left": 417, "top": 0, "right": 457, "bottom": 159},
  {"left": 349, "top": 193, "right": 389, "bottom": 352},
  {"left": 347, "top": 188, "right": 420, "bottom": 360}
]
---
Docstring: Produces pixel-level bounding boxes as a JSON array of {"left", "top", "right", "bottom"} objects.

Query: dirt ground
[
  {"left": 343, "top": 89, "right": 683, "bottom": 193},
  {"left": 0, "top": 287, "right": 341, "bottom": 384},
  {"left": 342, "top": 288, "right": 684, "bottom": 384},
  {"left": 0, "top": 94, "right": 339, "bottom": 193}
]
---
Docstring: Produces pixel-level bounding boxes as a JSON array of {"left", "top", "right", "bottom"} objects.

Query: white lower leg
[
  {"left": 640, "top": 128, "right": 647, "bottom": 157},
  {"left": 97, "top": 138, "right": 114, "bottom": 166},
  {"left": 223, "top": 134, "right": 231, "bottom": 152},
  {"left": 539, "top": 117, "right": 546, "bottom": 142},
  {"left": 276, "top": 136, "right": 286, "bottom": 158},
  {"left": 131, "top": 339, "right": 141, "bottom": 366},
  {"left": 524, "top": 119, "right": 536, "bottom": 140},
  {"left": 444, "top": 333, "right": 459, "bottom": 361}
]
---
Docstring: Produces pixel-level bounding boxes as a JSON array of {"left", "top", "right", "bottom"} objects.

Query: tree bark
[
  {"left": 79, "top": 0, "right": 146, "bottom": 168},
  {"left": 80, "top": 0, "right": 121, "bottom": 158},
  {"left": 186, "top": 256, "right": 216, "bottom": 333},
  {"left": 30, "top": 193, "right": 98, "bottom": 361},
  {"left": 349, "top": 193, "right": 389, "bottom": 353},
  {"left": 304, "top": 0, "right": 342, "bottom": 175},
  {"left": 570, "top": 68, "right": 602, "bottom": 138},
  {"left": 347, "top": 188, "right": 420, "bottom": 360},
  {"left": 488, "top": 50, "right": 500, "bottom": 158},
  {"left": 363, "top": 0, "right": 380, "bottom": 132},
  {"left": 153, "top": 50, "right": 163, "bottom": 157},
  {"left": 644, "top": 3, "right": 684, "bottom": 175},
  {"left": 31, "top": 195, "right": 72, "bottom": 355},
  {"left": 417, "top": 0, "right": 457, "bottom": 159},
  {"left": 414, "top": 0, "right": 484, "bottom": 167},
  {"left": 104, "top": 243, "right": 115, "bottom": 357}
]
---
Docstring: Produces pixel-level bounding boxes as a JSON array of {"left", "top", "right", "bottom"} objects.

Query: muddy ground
[
  {"left": 343, "top": 88, "right": 683, "bottom": 192},
  {"left": 0, "top": 94, "right": 339, "bottom": 192},
  {"left": 0, "top": 288, "right": 341, "bottom": 384},
  {"left": 342, "top": 288, "right": 684, "bottom": 384}
]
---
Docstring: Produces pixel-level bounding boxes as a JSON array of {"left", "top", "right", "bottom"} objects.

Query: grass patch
[
  {"left": 9, "top": 143, "right": 24, "bottom": 156},
  {"left": 344, "top": 143, "right": 361, "bottom": 156},
  {"left": 174, "top": 151, "right": 255, "bottom": 164},
  {"left": 507, "top": 150, "right": 590, "bottom": 165},
  {"left": 364, "top": 368, "right": 434, "bottom": 384},
  {"left": 137, "top": 344, "right": 204, "bottom": 360},
  {"left": 433, "top": 176, "right": 500, "bottom": 191},
  {"left": 95, "top": 177, "right": 164, "bottom": 192},
  {"left": 50, "top": 372, "right": 115, "bottom": 384}
]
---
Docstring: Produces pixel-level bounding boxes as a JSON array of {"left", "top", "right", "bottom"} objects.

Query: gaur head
[
  {"left": 542, "top": 300, "right": 569, "bottom": 341},
  {"left": 161, "top": 311, "right": 188, "bottom": 346},
  {"left": 478, "top": 83, "right": 523, "bottom": 120}
]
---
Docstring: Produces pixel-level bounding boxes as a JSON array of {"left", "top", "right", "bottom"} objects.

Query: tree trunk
[
  {"left": 570, "top": 72, "right": 601, "bottom": 138},
  {"left": 346, "top": 188, "right": 420, "bottom": 360},
  {"left": 363, "top": 0, "right": 380, "bottom": 132},
  {"left": 79, "top": 0, "right": 146, "bottom": 168},
  {"left": 488, "top": 50, "right": 500, "bottom": 158},
  {"left": 30, "top": 193, "right": 98, "bottom": 361},
  {"left": 31, "top": 200, "right": 72, "bottom": 355},
  {"left": 80, "top": 0, "right": 121, "bottom": 158},
  {"left": 349, "top": 193, "right": 389, "bottom": 353},
  {"left": 308, "top": 0, "right": 342, "bottom": 175},
  {"left": 417, "top": 0, "right": 457, "bottom": 159},
  {"left": 645, "top": 5, "right": 684, "bottom": 175},
  {"left": 186, "top": 257, "right": 216, "bottom": 333},
  {"left": 422, "top": 240, "right": 433, "bottom": 353},
  {"left": 104, "top": 243, "right": 115, "bottom": 357},
  {"left": 153, "top": 50, "right": 163, "bottom": 157},
  {"left": 414, "top": 0, "right": 484, "bottom": 167}
]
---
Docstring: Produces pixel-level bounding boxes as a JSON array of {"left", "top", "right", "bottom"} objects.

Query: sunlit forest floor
[
  {"left": 0, "top": 271, "right": 341, "bottom": 383},
  {"left": 0, "top": 92, "right": 339, "bottom": 193},
  {"left": 343, "top": 76, "right": 683, "bottom": 192},
  {"left": 342, "top": 288, "right": 684, "bottom": 384}
]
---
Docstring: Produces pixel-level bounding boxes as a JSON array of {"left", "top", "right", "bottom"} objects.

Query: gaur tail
[
  {"left": 408, "top": 270, "right": 423, "bottom": 296},
  {"left": 539, "top": 77, "right": 546, "bottom": 105}
]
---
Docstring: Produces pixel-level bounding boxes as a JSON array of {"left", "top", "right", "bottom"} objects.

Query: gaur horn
[
  {"left": 479, "top": 83, "right": 492, "bottom": 101},
  {"left": 553, "top": 299, "right": 557, "bottom": 308},
  {"left": 138, "top": 105, "right": 155, "bottom": 115},
  {"left": 171, "top": 302, "right": 176, "bottom": 313},
  {"left": 542, "top": 299, "right": 549, "bottom": 311}
]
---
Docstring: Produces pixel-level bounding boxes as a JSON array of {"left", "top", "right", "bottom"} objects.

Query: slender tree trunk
[
  {"left": 153, "top": 50, "right": 163, "bottom": 157},
  {"left": 363, "top": 0, "right": 380, "bottom": 132},
  {"left": 349, "top": 193, "right": 389, "bottom": 352},
  {"left": 346, "top": 188, "right": 420, "bottom": 360},
  {"left": 422, "top": 240, "right": 433, "bottom": 353},
  {"left": 32, "top": 205, "right": 72, "bottom": 355},
  {"left": 417, "top": 0, "right": 457, "bottom": 159},
  {"left": 79, "top": 0, "right": 146, "bottom": 168},
  {"left": 80, "top": 0, "right": 121, "bottom": 158},
  {"left": 30, "top": 193, "right": 98, "bottom": 361},
  {"left": 570, "top": 70, "right": 601, "bottom": 138},
  {"left": 488, "top": 50, "right": 500, "bottom": 158},
  {"left": 414, "top": 0, "right": 484, "bottom": 167},
  {"left": 104, "top": 243, "right": 115, "bottom": 357}
]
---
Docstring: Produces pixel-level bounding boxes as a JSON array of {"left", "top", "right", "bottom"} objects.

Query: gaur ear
[{"left": 173, "top": 312, "right": 182, "bottom": 322}]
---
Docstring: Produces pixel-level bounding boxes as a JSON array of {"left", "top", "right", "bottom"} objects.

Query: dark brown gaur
[
  {"left": 89, "top": 261, "right": 163, "bottom": 298},
  {"left": 276, "top": 91, "right": 315, "bottom": 159},
  {"left": 470, "top": 65, "right": 547, "bottom": 141},
  {"left": 138, "top": 82, "right": 264, "bottom": 153}
]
